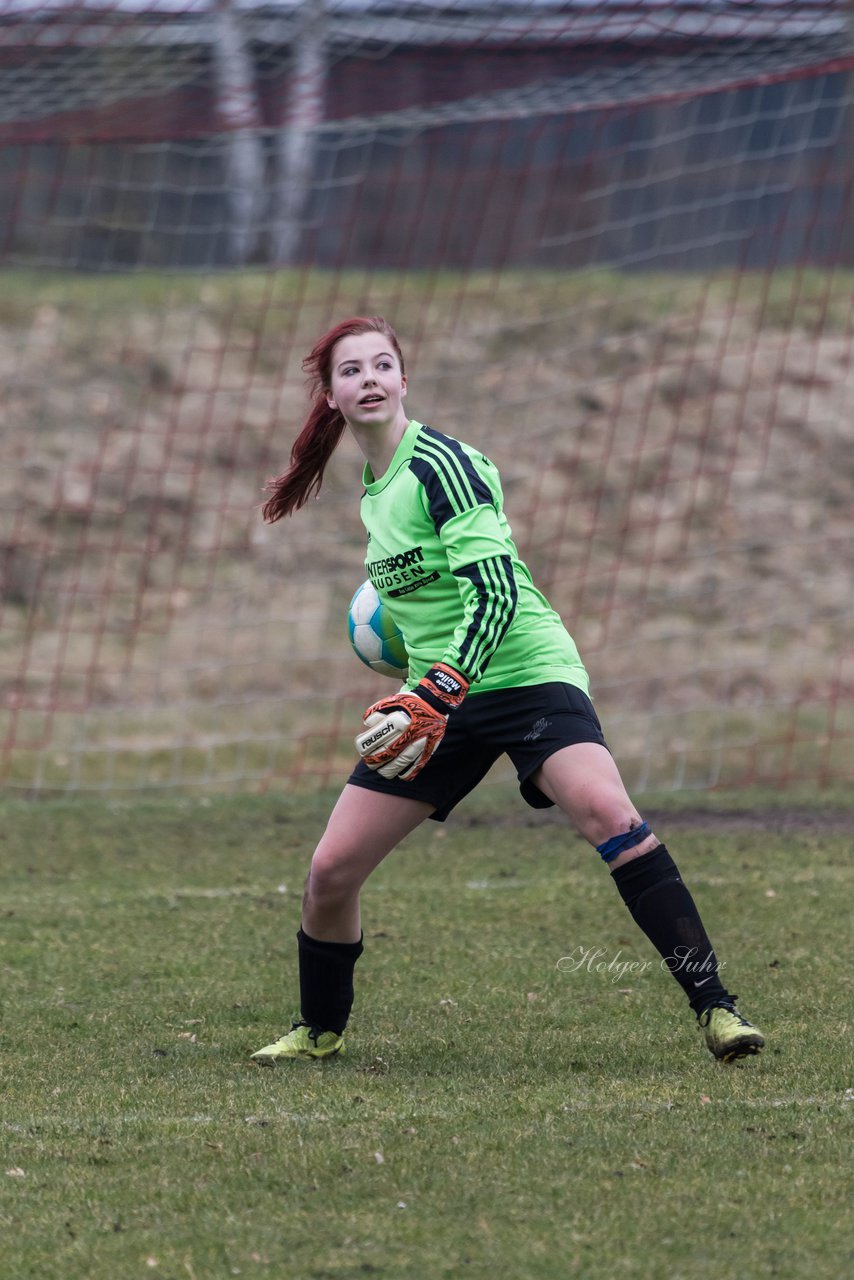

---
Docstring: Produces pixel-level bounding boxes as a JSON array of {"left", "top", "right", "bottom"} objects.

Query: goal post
[{"left": 0, "top": 1, "right": 851, "bottom": 794}]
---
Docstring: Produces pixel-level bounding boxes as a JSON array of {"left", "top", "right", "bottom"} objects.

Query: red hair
[{"left": 262, "top": 315, "right": 405, "bottom": 522}]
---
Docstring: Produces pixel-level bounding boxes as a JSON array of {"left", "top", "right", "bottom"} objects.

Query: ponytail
[
  {"left": 262, "top": 314, "right": 404, "bottom": 523},
  {"left": 262, "top": 400, "right": 346, "bottom": 522}
]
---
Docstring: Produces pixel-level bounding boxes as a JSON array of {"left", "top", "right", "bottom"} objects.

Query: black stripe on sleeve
[
  {"left": 409, "top": 454, "right": 456, "bottom": 533},
  {"left": 410, "top": 426, "right": 493, "bottom": 533},
  {"left": 452, "top": 554, "right": 518, "bottom": 680}
]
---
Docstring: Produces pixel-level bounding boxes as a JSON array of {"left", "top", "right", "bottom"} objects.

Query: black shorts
[{"left": 347, "top": 681, "right": 608, "bottom": 822}]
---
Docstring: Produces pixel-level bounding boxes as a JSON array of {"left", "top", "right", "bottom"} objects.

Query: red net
[{"left": 0, "top": 1, "right": 851, "bottom": 792}]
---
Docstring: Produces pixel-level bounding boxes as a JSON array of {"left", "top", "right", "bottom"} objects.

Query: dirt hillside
[{"left": 0, "top": 273, "right": 850, "bottom": 790}]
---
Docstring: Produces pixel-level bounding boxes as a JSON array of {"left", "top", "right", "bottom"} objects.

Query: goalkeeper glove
[{"left": 354, "top": 663, "right": 470, "bottom": 781}]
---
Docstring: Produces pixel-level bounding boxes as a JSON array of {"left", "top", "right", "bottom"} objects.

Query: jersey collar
[{"left": 362, "top": 419, "right": 422, "bottom": 493}]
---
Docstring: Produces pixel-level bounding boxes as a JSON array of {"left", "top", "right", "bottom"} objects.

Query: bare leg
[
  {"left": 529, "top": 742, "right": 658, "bottom": 865},
  {"left": 302, "top": 784, "right": 435, "bottom": 942}
]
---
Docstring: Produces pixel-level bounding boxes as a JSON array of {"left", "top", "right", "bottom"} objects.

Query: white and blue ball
[{"left": 348, "top": 579, "right": 409, "bottom": 680}]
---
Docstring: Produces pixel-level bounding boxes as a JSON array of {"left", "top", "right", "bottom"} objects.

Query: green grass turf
[{"left": 1, "top": 790, "right": 852, "bottom": 1280}]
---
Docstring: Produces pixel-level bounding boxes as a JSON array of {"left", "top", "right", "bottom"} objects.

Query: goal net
[{"left": 1, "top": 1, "right": 852, "bottom": 794}]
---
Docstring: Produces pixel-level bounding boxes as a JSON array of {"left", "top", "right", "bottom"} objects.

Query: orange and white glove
[{"left": 355, "top": 663, "right": 470, "bottom": 781}]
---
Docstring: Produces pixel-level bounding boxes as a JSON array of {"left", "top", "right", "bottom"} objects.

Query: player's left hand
[{"left": 355, "top": 663, "right": 469, "bottom": 781}]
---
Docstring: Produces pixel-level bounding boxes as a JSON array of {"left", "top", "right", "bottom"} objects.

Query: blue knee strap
[{"left": 597, "top": 821, "right": 651, "bottom": 863}]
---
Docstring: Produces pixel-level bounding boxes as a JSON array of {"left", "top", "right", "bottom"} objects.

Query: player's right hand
[{"left": 354, "top": 692, "right": 448, "bottom": 781}]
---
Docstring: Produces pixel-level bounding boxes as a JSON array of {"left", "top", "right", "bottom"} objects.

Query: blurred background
[{"left": 0, "top": 0, "right": 852, "bottom": 794}]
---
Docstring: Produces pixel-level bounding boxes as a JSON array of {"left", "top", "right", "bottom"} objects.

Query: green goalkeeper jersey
[{"left": 360, "top": 420, "right": 589, "bottom": 696}]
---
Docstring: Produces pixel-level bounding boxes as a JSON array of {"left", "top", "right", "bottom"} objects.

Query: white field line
[
  {"left": 7, "top": 866, "right": 851, "bottom": 912},
  {"left": 560, "top": 1093, "right": 854, "bottom": 1112},
  {"left": 4, "top": 1112, "right": 316, "bottom": 1132},
  {"left": 147, "top": 886, "right": 289, "bottom": 899},
  {"left": 4, "top": 1093, "right": 853, "bottom": 1133},
  {"left": 3, "top": 885, "right": 290, "bottom": 907}
]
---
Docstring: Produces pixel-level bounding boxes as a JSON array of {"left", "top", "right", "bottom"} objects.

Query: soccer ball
[{"left": 348, "top": 579, "right": 409, "bottom": 680}]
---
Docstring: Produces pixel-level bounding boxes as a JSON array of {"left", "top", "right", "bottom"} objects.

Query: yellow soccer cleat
[
  {"left": 250, "top": 1021, "right": 344, "bottom": 1063},
  {"left": 699, "top": 1001, "right": 765, "bottom": 1063}
]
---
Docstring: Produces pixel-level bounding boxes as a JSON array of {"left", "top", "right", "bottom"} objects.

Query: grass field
[{"left": 1, "top": 787, "right": 852, "bottom": 1280}]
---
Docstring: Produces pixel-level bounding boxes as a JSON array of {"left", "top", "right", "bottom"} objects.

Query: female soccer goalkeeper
[{"left": 251, "top": 315, "right": 764, "bottom": 1066}]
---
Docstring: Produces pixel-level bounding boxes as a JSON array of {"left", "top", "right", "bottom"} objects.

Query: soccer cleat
[
  {"left": 250, "top": 1021, "right": 344, "bottom": 1063},
  {"left": 699, "top": 1000, "right": 765, "bottom": 1063}
]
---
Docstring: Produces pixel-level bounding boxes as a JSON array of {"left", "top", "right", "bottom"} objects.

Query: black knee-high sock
[
  {"left": 610, "top": 844, "right": 730, "bottom": 1014},
  {"left": 297, "top": 927, "right": 364, "bottom": 1034}
]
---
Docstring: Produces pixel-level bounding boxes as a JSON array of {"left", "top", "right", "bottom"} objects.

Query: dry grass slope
[{"left": 0, "top": 269, "right": 851, "bottom": 790}]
